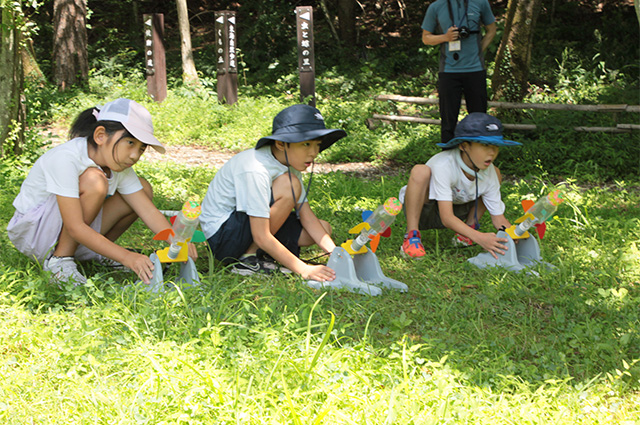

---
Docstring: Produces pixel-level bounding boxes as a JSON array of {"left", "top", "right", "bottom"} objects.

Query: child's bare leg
[
  {"left": 466, "top": 166, "right": 501, "bottom": 227},
  {"left": 101, "top": 177, "right": 153, "bottom": 242},
  {"left": 466, "top": 198, "right": 488, "bottom": 227},
  {"left": 269, "top": 173, "right": 299, "bottom": 233},
  {"left": 53, "top": 168, "right": 108, "bottom": 257},
  {"left": 404, "top": 164, "right": 431, "bottom": 231},
  {"left": 244, "top": 173, "right": 300, "bottom": 255},
  {"left": 299, "top": 220, "right": 331, "bottom": 247}
]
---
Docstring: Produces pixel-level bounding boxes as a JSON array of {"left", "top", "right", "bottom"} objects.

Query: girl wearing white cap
[{"left": 7, "top": 98, "right": 195, "bottom": 285}]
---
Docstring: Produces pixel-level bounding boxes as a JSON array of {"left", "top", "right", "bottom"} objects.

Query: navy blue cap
[
  {"left": 256, "top": 104, "right": 346, "bottom": 152},
  {"left": 437, "top": 113, "right": 522, "bottom": 149}
]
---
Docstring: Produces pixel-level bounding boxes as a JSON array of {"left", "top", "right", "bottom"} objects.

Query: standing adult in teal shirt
[{"left": 422, "top": 0, "right": 497, "bottom": 144}]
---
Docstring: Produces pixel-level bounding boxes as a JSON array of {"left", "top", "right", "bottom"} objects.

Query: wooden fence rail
[{"left": 370, "top": 94, "right": 640, "bottom": 133}]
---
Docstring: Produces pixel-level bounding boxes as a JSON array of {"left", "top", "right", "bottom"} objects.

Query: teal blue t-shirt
[{"left": 421, "top": 0, "right": 495, "bottom": 73}]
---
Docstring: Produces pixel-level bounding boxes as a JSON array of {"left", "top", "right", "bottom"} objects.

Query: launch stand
[
  {"left": 467, "top": 230, "right": 555, "bottom": 273},
  {"left": 306, "top": 247, "right": 407, "bottom": 296},
  {"left": 146, "top": 252, "right": 200, "bottom": 294},
  {"left": 306, "top": 197, "right": 408, "bottom": 296}
]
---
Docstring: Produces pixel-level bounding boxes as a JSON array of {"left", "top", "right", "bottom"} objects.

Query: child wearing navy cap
[
  {"left": 399, "top": 112, "right": 522, "bottom": 260},
  {"left": 200, "top": 104, "right": 345, "bottom": 281}
]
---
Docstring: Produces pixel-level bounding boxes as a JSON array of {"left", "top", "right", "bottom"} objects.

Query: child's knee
[
  {"left": 409, "top": 164, "right": 431, "bottom": 185},
  {"left": 272, "top": 173, "right": 301, "bottom": 206},
  {"left": 139, "top": 177, "right": 153, "bottom": 199},
  {"left": 320, "top": 219, "right": 332, "bottom": 236},
  {"left": 495, "top": 166, "right": 503, "bottom": 183},
  {"left": 79, "top": 167, "right": 108, "bottom": 197}
]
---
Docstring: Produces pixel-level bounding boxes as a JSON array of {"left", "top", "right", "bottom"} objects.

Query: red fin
[
  {"left": 522, "top": 199, "right": 535, "bottom": 212},
  {"left": 381, "top": 227, "right": 392, "bottom": 238},
  {"left": 535, "top": 222, "right": 547, "bottom": 239},
  {"left": 170, "top": 215, "right": 177, "bottom": 225}
]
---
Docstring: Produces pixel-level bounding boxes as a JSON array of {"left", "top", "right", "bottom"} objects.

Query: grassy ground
[{"left": 0, "top": 148, "right": 638, "bottom": 422}]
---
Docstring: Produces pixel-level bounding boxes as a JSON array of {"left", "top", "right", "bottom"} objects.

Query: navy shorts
[{"left": 207, "top": 210, "right": 303, "bottom": 264}]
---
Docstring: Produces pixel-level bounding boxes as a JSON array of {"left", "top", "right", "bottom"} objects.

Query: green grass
[
  {"left": 1, "top": 76, "right": 639, "bottom": 422},
  {"left": 1, "top": 153, "right": 639, "bottom": 423}
]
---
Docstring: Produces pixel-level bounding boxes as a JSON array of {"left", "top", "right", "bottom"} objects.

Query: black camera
[{"left": 457, "top": 26, "right": 470, "bottom": 40}]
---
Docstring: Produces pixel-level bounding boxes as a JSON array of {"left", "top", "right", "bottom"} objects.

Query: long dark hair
[{"left": 69, "top": 107, "right": 134, "bottom": 148}]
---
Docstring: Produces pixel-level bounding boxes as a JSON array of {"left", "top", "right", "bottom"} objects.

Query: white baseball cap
[{"left": 96, "top": 98, "right": 165, "bottom": 154}]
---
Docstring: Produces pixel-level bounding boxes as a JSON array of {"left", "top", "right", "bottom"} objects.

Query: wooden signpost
[
  {"left": 215, "top": 10, "right": 238, "bottom": 105},
  {"left": 143, "top": 13, "right": 167, "bottom": 103},
  {"left": 296, "top": 6, "right": 316, "bottom": 107}
]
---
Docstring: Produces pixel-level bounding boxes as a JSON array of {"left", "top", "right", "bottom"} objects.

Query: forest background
[
  {"left": 2, "top": 0, "right": 639, "bottom": 181},
  {"left": 0, "top": 0, "right": 639, "bottom": 423}
]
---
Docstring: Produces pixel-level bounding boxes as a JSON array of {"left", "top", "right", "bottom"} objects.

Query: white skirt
[{"left": 7, "top": 194, "right": 103, "bottom": 264}]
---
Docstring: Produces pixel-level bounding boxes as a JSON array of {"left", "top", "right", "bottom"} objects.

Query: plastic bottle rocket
[
  {"left": 167, "top": 200, "right": 202, "bottom": 259},
  {"left": 308, "top": 196, "right": 408, "bottom": 296},
  {"left": 145, "top": 199, "right": 205, "bottom": 292},
  {"left": 507, "top": 190, "right": 564, "bottom": 240},
  {"left": 346, "top": 197, "right": 403, "bottom": 254}
]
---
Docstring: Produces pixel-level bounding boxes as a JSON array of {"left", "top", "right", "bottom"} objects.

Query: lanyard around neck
[{"left": 446, "top": 0, "right": 469, "bottom": 28}]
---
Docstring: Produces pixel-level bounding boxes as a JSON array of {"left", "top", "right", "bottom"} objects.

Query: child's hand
[
  {"left": 187, "top": 243, "right": 198, "bottom": 261},
  {"left": 476, "top": 232, "right": 509, "bottom": 259},
  {"left": 301, "top": 264, "right": 336, "bottom": 282},
  {"left": 124, "top": 252, "right": 156, "bottom": 284}
]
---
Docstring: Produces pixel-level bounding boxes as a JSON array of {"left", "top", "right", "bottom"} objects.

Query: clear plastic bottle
[
  {"left": 514, "top": 190, "right": 564, "bottom": 237},
  {"left": 350, "top": 197, "right": 402, "bottom": 252},
  {"left": 168, "top": 200, "right": 202, "bottom": 259}
]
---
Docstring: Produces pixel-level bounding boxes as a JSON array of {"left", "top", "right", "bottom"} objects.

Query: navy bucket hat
[
  {"left": 255, "top": 104, "right": 346, "bottom": 152},
  {"left": 437, "top": 113, "right": 522, "bottom": 149}
]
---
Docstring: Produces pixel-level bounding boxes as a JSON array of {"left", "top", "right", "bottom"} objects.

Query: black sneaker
[
  {"left": 231, "top": 255, "right": 278, "bottom": 276},
  {"left": 256, "top": 249, "right": 292, "bottom": 274}
]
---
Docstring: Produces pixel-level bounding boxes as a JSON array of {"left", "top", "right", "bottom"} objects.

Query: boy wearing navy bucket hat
[
  {"left": 200, "top": 104, "right": 345, "bottom": 281},
  {"left": 398, "top": 112, "right": 522, "bottom": 259}
]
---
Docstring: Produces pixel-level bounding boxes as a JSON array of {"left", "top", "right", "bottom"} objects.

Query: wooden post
[
  {"left": 143, "top": 13, "right": 167, "bottom": 103},
  {"left": 296, "top": 6, "right": 316, "bottom": 107},
  {"left": 215, "top": 10, "right": 238, "bottom": 105}
]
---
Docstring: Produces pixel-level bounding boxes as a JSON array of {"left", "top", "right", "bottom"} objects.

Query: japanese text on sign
[
  {"left": 215, "top": 13, "right": 237, "bottom": 73},
  {"left": 144, "top": 17, "right": 154, "bottom": 75},
  {"left": 297, "top": 8, "right": 314, "bottom": 71}
]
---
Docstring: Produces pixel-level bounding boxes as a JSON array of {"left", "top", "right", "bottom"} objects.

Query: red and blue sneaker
[
  {"left": 452, "top": 223, "right": 479, "bottom": 247},
  {"left": 401, "top": 230, "right": 426, "bottom": 259}
]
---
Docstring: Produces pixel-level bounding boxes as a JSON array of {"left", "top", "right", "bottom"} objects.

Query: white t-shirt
[
  {"left": 200, "top": 146, "right": 306, "bottom": 239},
  {"left": 12, "top": 137, "right": 143, "bottom": 214},
  {"left": 399, "top": 149, "right": 505, "bottom": 216}
]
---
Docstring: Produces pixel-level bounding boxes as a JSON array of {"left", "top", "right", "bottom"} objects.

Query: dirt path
[
  {"left": 141, "top": 143, "right": 408, "bottom": 178},
  {"left": 44, "top": 125, "right": 407, "bottom": 178}
]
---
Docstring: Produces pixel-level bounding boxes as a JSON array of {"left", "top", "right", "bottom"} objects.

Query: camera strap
[{"left": 446, "top": 0, "right": 479, "bottom": 34}]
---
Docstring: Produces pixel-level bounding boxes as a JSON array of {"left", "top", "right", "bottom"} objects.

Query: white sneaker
[{"left": 44, "top": 256, "right": 88, "bottom": 286}]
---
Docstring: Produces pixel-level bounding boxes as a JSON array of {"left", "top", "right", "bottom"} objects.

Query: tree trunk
[
  {"left": 0, "top": 0, "right": 25, "bottom": 157},
  {"left": 337, "top": 0, "right": 357, "bottom": 46},
  {"left": 22, "top": 34, "right": 45, "bottom": 84},
  {"left": 52, "top": 0, "right": 88, "bottom": 90},
  {"left": 491, "top": 0, "right": 542, "bottom": 102},
  {"left": 176, "top": 0, "right": 199, "bottom": 86}
]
